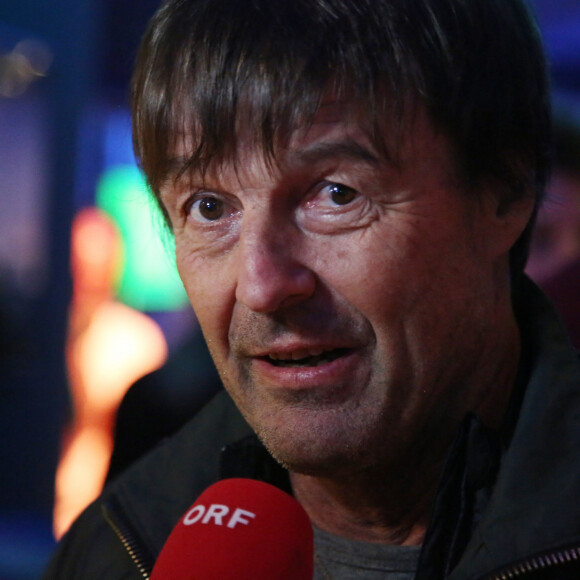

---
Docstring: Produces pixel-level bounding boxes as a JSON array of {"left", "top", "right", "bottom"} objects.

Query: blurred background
[{"left": 0, "top": 0, "right": 578, "bottom": 578}]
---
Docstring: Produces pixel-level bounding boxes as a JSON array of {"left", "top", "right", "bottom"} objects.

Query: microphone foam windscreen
[{"left": 151, "top": 478, "right": 314, "bottom": 579}]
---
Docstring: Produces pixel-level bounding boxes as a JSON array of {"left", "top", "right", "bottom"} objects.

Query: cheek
[
  {"left": 321, "top": 229, "right": 430, "bottom": 318},
  {"left": 176, "top": 247, "right": 235, "bottom": 352},
  {"left": 337, "top": 222, "right": 485, "bottom": 338}
]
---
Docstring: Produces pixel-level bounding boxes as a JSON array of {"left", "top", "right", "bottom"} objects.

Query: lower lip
[{"left": 251, "top": 350, "right": 363, "bottom": 392}]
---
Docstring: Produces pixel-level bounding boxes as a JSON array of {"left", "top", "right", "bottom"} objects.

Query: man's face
[{"left": 161, "top": 106, "right": 520, "bottom": 477}]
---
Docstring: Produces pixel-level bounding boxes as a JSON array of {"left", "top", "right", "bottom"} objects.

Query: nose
[{"left": 234, "top": 215, "right": 316, "bottom": 313}]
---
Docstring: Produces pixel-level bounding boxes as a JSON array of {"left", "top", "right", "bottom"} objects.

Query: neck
[{"left": 290, "top": 459, "right": 438, "bottom": 546}]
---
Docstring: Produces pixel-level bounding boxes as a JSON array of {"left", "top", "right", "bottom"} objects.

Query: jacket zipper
[
  {"left": 482, "top": 544, "right": 580, "bottom": 579},
  {"left": 102, "top": 503, "right": 153, "bottom": 579}
]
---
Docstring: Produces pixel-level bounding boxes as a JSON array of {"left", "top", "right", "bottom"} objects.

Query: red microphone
[{"left": 150, "top": 478, "right": 314, "bottom": 579}]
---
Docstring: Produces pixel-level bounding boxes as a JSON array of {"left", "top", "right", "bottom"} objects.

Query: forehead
[{"left": 166, "top": 100, "right": 447, "bottom": 185}]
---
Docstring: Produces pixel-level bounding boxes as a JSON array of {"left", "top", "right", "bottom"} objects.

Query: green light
[{"left": 96, "top": 164, "right": 189, "bottom": 311}]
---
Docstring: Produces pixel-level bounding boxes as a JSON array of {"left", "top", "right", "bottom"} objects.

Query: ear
[{"left": 482, "top": 192, "right": 536, "bottom": 259}]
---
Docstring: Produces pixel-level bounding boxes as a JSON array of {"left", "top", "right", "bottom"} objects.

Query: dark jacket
[{"left": 44, "top": 281, "right": 580, "bottom": 579}]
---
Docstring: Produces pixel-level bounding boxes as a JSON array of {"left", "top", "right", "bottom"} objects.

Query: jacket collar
[{"left": 447, "top": 278, "right": 580, "bottom": 578}]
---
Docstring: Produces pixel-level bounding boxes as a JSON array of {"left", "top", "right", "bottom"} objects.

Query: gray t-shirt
[{"left": 313, "top": 527, "right": 421, "bottom": 580}]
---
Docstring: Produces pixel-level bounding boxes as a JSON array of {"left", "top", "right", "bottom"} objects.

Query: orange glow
[
  {"left": 54, "top": 208, "right": 168, "bottom": 539},
  {"left": 72, "top": 301, "right": 168, "bottom": 414}
]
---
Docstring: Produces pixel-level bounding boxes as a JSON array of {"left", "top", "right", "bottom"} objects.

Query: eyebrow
[{"left": 289, "top": 138, "right": 382, "bottom": 167}]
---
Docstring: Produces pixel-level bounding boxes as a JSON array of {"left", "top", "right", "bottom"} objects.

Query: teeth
[
  {"left": 269, "top": 348, "right": 325, "bottom": 361},
  {"left": 266, "top": 348, "right": 347, "bottom": 367}
]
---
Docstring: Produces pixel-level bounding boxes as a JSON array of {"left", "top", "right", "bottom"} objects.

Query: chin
[
  {"left": 269, "top": 448, "right": 351, "bottom": 477},
  {"left": 255, "top": 419, "right": 373, "bottom": 477}
]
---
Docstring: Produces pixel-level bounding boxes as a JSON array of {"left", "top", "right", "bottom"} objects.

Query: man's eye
[
  {"left": 193, "top": 196, "right": 224, "bottom": 221},
  {"left": 327, "top": 183, "right": 357, "bottom": 205}
]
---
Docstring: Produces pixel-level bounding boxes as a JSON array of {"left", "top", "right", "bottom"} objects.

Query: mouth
[{"left": 262, "top": 348, "right": 350, "bottom": 368}]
